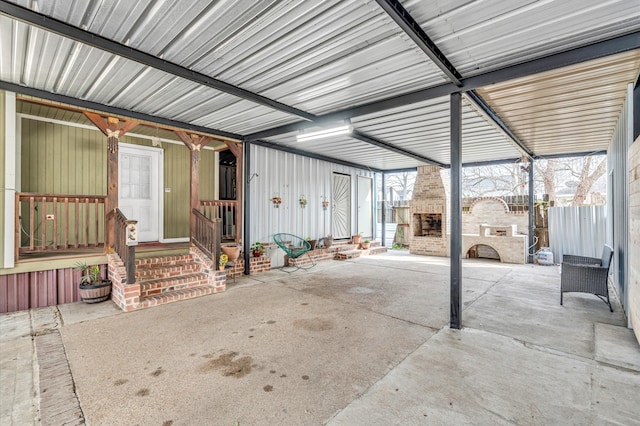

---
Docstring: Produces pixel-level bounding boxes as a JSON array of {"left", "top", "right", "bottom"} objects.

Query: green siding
[
  {"left": 0, "top": 91, "right": 6, "bottom": 267},
  {"left": 162, "top": 142, "right": 190, "bottom": 238},
  {"left": 200, "top": 149, "right": 217, "bottom": 201},
  {"left": 18, "top": 117, "right": 205, "bottom": 241}
]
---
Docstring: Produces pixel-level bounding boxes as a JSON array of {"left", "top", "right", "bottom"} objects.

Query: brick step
[
  {"left": 139, "top": 285, "right": 217, "bottom": 310},
  {"left": 334, "top": 250, "right": 363, "bottom": 260},
  {"left": 135, "top": 254, "right": 195, "bottom": 269},
  {"left": 334, "top": 246, "right": 388, "bottom": 260},
  {"left": 331, "top": 244, "right": 358, "bottom": 252},
  {"left": 365, "top": 246, "right": 388, "bottom": 255},
  {"left": 135, "top": 261, "right": 201, "bottom": 280},
  {"left": 139, "top": 272, "right": 210, "bottom": 297}
]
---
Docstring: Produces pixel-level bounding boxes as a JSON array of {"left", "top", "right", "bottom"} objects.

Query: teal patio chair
[{"left": 273, "top": 233, "right": 316, "bottom": 272}]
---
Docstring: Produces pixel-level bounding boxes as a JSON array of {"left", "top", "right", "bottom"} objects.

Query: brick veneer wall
[
  {"left": 410, "top": 165, "right": 448, "bottom": 256},
  {"left": 463, "top": 197, "right": 528, "bottom": 235},
  {"left": 629, "top": 139, "right": 639, "bottom": 344}
]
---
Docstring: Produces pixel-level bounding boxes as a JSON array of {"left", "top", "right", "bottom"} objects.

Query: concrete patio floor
[{"left": 1, "top": 251, "right": 639, "bottom": 425}]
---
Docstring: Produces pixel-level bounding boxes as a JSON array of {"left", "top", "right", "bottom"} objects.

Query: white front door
[
  {"left": 118, "top": 144, "right": 162, "bottom": 242},
  {"left": 357, "top": 176, "right": 373, "bottom": 237},
  {"left": 332, "top": 173, "right": 351, "bottom": 239}
]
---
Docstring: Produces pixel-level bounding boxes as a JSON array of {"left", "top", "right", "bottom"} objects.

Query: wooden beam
[
  {"left": 84, "top": 112, "right": 139, "bottom": 138},
  {"left": 175, "top": 131, "right": 212, "bottom": 240},
  {"left": 223, "top": 140, "right": 241, "bottom": 158},
  {"left": 234, "top": 144, "right": 243, "bottom": 244},
  {"left": 84, "top": 112, "right": 138, "bottom": 249}
]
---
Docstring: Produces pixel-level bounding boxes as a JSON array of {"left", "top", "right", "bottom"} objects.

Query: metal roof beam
[
  {"left": 374, "top": 0, "right": 463, "bottom": 86},
  {"left": 246, "top": 32, "right": 640, "bottom": 140},
  {"left": 533, "top": 150, "right": 607, "bottom": 160},
  {"left": 250, "top": 140, "right": 383, "bottom": 173},
  {"left": 465, "top": 90, "right": 534, "bottom": 158},
  {"left": 0, "top": 80, "right": 242, "bottom": 140},
  {"left": 0, "top": 1, "right": 317, "bottom": 122},
  {"left": 351, "top": 130, "right": 445, "bottom": 168}
]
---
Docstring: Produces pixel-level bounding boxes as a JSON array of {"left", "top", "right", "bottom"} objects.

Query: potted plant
[
  {"left": 219, "top": 253, "right": 229, "bottom": 271},
  {"left": 251, "top": 242, "right": 265, "bottom": 257},
  {"left": 221, "top": 244, "right": 241, "bottom": 263},
  {"left": 352, "top": 232, "right": 363, "bottom": 245},
  {"left": 361, "top": 239, "right": 371, "bottom": 250},
  {"left": 306, "top": 237, "right": 318, "bottom": 250},
  {"left": 320, "top": 235, "right": 333, "bottom": 249},
  {"left": 75, "top": 262, "right": 112, "bottom": 304}
]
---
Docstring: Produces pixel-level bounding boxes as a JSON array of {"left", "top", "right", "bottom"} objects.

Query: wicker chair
[
  {"left": 560, "top": 245, "right": 614, "bottom": 311},
  {"left": 273, "top": 233, "right": 316, "bottom": 272}
]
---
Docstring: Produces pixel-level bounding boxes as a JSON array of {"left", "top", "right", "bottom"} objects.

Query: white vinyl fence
[{"left": 548, "top": 206, "right": 607, "bottom": 262}]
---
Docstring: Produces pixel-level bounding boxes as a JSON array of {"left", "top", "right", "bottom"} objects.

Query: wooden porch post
[
  {"left": 84, "top": 112, "right": 138, "bottom": 249},
  {"left": 175, "top": 132, "right": 212, "bottom": 240},
  {"left": 223, "top": 141, "right": 243, "bottom": 244}
]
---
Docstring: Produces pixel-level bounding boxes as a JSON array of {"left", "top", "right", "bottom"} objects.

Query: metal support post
[
  {"left": 528, "top": 160, "right": 535, "bottom": 263},
  {"left": 381, "top": 173, "right": 386, "bottom": 247},
  {"left": 243, "top": 141, "right": 251, "bottom": 275},
  {"left": 450, "top": 92, "right": 462, "bottom": 330}
]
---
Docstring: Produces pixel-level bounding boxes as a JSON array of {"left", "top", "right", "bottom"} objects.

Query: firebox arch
[{"left": 462, "top": 241, "right": 505, "bottom": 263}]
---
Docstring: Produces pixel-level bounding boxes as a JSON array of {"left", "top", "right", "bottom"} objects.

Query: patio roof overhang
[{"left": 1, "top": 0, "right": 638, "bottom": 170}]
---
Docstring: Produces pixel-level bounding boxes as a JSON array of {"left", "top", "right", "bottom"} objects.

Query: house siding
[{"left": 17, "top": 116, "right": 217, "bottom": 241}]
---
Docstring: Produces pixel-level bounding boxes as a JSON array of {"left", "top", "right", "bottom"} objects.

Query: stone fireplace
[{"left": 410, "top": 165, "right": 448, "bottom": 256}]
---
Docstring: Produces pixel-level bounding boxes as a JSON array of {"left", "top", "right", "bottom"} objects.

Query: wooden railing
[
  {"left": 200, "top": 200, "right": 238, "bottom": 241},
  {"left": 15, "top": 192, "right": 106, "bottom": 259},
  {"left": 114, "top": 208, "right": 137, "bottom": 285},
  {"left": 192, "top": 208, "right": 221, "bottom": 263}
]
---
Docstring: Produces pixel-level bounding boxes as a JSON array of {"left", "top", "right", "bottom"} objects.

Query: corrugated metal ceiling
[
  {"left": 476, "top": 50, "right": 640, "bottom": 156},
  {"left": 1, "top": 0, "right": 639, "bottom": 170}
]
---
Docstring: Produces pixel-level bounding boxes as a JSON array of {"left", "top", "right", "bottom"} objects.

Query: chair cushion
[{"left": 601, "top": 245, "right": 613, "bottom": 269}]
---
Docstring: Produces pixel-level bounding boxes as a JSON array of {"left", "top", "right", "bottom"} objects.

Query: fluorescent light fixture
[{"left": 297, "top": 125, "right": 353, "bottom": 142}]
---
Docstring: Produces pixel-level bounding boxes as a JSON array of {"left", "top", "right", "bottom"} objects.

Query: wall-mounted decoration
[
  {"left": 322, "top": 196, "right": 330, "bottom": 211},
  {"left": 299, "top": 195, "right": 308, "bottom": 208},
  {"left": 271, "top": 196, "right": 282, "bottom": 208}
]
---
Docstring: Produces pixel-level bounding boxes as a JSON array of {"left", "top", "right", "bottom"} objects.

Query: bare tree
[
  {"left": 570, "top": 156, "right": 607, "bottom": 205},
  {"left": 462, "top": 155, "right": 606, "bottom": 205},
  {"left": 385, "top": 172, "right": 416, "bottom": 201}
]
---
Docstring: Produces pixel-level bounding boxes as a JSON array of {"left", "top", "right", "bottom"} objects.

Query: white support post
[{"left": 3, "top": 91, "right": 17, "bottom": 268}]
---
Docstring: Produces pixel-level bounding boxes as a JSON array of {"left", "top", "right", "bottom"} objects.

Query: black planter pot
[{"left": 79, "top": 280, "right": 112, "bottom": 304}]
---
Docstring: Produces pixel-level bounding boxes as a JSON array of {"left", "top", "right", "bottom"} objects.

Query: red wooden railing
[
  {"left": 15, "top": 193, "right": 106, "bottom": 260},
  {"left": 192, "top": 208, "right": 222, "bottom": 262},
  {"left": 200, "top": 200, "right": 239, "bottom": 241},
  {"left": 114, "top": 208, "right": 137, "bottom": 285}
]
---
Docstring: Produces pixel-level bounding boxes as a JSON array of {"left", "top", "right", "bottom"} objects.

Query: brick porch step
[
  {"left": 138, "top": 285, "right": 217, "bottom": 309},
  {"left": 135, "top": 260, "right": 201, "bottom": 280},
  {"left": 139, "top": 272, "right": 210, "bottom": 297},
  {"left": 135, "top": 254, "right": 194, "bottom": 269}
]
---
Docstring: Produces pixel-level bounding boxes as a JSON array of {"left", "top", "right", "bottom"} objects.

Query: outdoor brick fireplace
[{"left": 410, "top": 165, "right": 448, "bottom": 256}]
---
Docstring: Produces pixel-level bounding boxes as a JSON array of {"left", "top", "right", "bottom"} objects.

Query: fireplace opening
[{"left": 413, "top": 213, "right": 442, "bottom": 237}]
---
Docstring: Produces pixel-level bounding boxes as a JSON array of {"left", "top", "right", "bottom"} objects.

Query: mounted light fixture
[{"left": 297, "top": 125, "right": 353, "bottom": 142}]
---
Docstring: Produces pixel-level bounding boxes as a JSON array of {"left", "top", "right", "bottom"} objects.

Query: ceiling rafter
[
  {"left": 464, "top": 91, "right": 534, "bottom": 158},
  {"left": 351, "top": 130, "right": 445, "bottom": 167},
  {"left": 374, "top": 0, "right": 463, "bottom": 86},
  {"left": 251, "top": 140, "right": 383, "bottom": 173}
]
